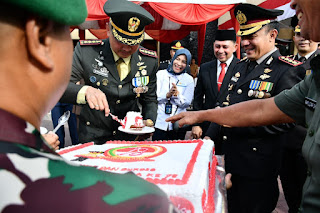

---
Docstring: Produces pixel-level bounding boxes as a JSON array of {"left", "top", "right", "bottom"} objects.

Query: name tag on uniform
[
  {"left": 177, "top": 82, "right": 187, "bottom": 87},
  {"left": 305, "top": 97, "right": 317, "bottom": 111}
]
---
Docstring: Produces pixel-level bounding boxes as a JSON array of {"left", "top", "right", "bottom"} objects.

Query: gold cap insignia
[
  {"left": 128, "top": 17, "right": 140, "bottom": 32},
  {"left": 175, "top": 42, "right": 182, "bottom": 48},
  {"left": 236, "top": 10, "right": 247, "bottom": 25}
]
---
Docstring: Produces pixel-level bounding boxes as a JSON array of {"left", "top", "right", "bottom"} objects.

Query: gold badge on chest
[
  {"left": 259, "top": 74, "right": 270, "bottom": 80},
  {"left": 133, "top": 57, "right": 149, "bottom": 97}
]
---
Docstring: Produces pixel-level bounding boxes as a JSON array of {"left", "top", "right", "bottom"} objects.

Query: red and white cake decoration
[{"left": 59, "top": 139, "right": 216, "bottom": 213}]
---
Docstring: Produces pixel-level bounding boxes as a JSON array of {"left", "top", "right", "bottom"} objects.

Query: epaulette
[
  {"left": 237, "top": 57, "right": 248, "bottom": 63},
  {"left": 278, "top": 56, "right": 303, "bottom": 67},
  {"left": 139, "top": 47, "right": 157, "bottom": 58},
  {"left": 79, "top": 40, "right": 103, "bottom": 46}
]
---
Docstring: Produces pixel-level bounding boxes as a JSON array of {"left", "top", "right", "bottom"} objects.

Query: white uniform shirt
[{"left": 155, "top": 69, "right": 194, "bottom": 131}]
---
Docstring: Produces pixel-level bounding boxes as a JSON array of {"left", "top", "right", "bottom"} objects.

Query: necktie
[
  {"left": 247, "top": 61, "right": 257, "bottom": 72},
  {"left": 299, "top": 56, "right": 306, "bottom": 63},
  {"left": 117, "top": 58, "right": 127, "bottom": 81},
  {"left": 218, "top": 63, "right": 226, "bottom": 92}
]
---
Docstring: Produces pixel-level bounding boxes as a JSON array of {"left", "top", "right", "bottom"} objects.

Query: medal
[
  {"left": 258, "top": 91, "right": 264, "bottom": 99},
  {"left": 102, "top": 78, "right": 108, "bottom": 86},
  {"left": 141, "top": 76, "right": 149, "bottom": 86},
  {"left": 249, "top": 80, "right": 261, "bottom": 90},
  {"left": 141, "top": 69, "right": 147, "bottom": 76},
  {"left": 258, "top": 81, "right": 273, "bottom": 92},
  {"left": 132, "top": 77, "right": 142, "bottom": 87}
]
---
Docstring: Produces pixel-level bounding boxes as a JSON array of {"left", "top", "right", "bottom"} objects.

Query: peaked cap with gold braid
[
  {"left": 104, "top": 0, "right": 154, "bottom": 46},
  {"left": 234, "top": 4, "right": 284, "bottom": 36}
]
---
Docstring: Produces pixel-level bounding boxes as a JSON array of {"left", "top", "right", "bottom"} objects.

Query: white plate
[{"left": 118, "top": 126, "right": 155, "bottom": 135}]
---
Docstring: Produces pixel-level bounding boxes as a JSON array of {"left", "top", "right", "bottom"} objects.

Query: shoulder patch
[
  {"left": 80, "top": 40, "right": 103, "bottom": 46},
  {"left": 139, "top": 47, "right": 157, "bottom": 58},
  {"left": 278, "top": 56, "right": 303, "bottom": 67},
  {"left": 237, "top": 57, "right": 248, "bottom": 63}
]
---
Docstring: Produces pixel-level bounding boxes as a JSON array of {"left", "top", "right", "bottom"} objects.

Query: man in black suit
[
  {"left": 61, "top": 0, "right": 158, "bottom": 144},
  {"left": 192, "top": 30, "right": 238, "bottom": 140},
  {"left": 280, "top": 24, "right": 319, "bottom": 213}
]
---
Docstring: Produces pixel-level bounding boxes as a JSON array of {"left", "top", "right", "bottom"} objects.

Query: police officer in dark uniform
[
  {"left": 167, "top": 1, "right": 320, "bottom": 212},
  {"left": 214, "top": 4, "right": 305, "bottom": 213},
  {"left": 61, "top": 0, "right": 158, "bottom": 144},
  {"left": 280, "top": 23, "right": 319, "bottom": 213},
  {"left": 159, "top": 40, "right": 191, "bottom": 74}
]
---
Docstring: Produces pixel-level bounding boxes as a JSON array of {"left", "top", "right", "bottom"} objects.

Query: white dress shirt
[
  {"left": 216, "top": 55, "right": 234, "bottom": 81},
  {"left": 155, "top": 69, "right": 194, "bottom": 131}
]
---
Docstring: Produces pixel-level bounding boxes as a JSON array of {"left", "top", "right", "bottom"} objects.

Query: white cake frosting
[
  {"left": 122, "top": 111, "right": 144, "bottom": 130},
  {"left": 59, "top": 139, "right": 216, "bottom": 213}
]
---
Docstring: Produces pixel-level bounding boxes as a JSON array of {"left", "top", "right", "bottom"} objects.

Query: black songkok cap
[{"left": 215, "top": 30, "right": 236, "bottom": 41}]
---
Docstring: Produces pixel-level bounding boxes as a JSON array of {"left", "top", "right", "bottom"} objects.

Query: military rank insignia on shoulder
[
  {"left": 80, "top": 40, "right": 103, "bottom": 46},
  {"left": 278, "top": 56, "right": 303, "bottom": 67},
  {"left": 139, "top": 47, "right": 157, "bottom": 58},
  {"left": 238, "top": 57, "right": 248, "bottom": 63}
]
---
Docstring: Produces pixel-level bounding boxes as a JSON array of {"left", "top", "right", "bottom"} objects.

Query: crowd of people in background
[{"left": 3, "top": 0, "right": 320, "bottom": 212}]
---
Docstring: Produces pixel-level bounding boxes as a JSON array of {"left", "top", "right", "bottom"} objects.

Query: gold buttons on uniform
[
  {"left": 116, "top": 100, "right": 121, "bottom": 104},
  {"left": 253, "top": 148, "right": 257, "bottom": 151},
  {"left": 118, "top": 85, "right": 122, "bottom": 89},
  {"left": 223, "top": 136, "right": 227, "bottom": 141},
  {"left": 86, "top": 121, "right": 90, "bottom": 126},
  {"left": 113, "top": 131, "right": 116, "bottom": 135},
  {"left": 237, "top": 89, "right": 242, "bottom": 94}
]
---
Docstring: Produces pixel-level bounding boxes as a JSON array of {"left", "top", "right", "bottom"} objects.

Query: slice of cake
[
  {"left": 121, "top": 111, "right": 145, "bottom": 130},
  {"left": 59, "top": 139, "right": 216, "bottom": 212}
]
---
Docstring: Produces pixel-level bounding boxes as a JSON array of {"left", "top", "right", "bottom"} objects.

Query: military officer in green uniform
[
  {"left": 280, "top": 22, "right": 319, "bottom": 213},
  {"left": 167, "top": 0, "right": 320, "bottom": 212},
  {"left": 61, "top": 0, "right": 158, "bottom": 144}
]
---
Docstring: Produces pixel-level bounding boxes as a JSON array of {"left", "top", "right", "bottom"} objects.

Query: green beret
[{"left": 3, "top": 0, "right": 88, "bottom": 25}]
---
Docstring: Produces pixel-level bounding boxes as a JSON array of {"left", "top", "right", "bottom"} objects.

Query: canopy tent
[{"left": 75, "top": 0, "right": 295, "bottom": 63}]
